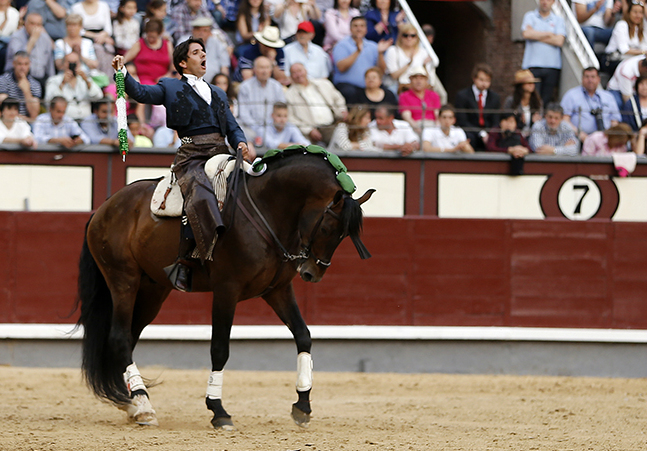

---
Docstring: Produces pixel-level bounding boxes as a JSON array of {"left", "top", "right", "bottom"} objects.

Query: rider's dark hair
[{"left": 173, "top": 37, "right": 205, "bottom": 75}]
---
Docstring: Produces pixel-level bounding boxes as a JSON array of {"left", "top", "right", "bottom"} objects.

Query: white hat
[
  {"left": 253, "top": 26, "right": 285, "bottom": 49},
  {"left": 408, "top": 66, "right": 428, "bottom": 79},
  {"left": 191, "top": 16, "right": 213, "bottom": 28}
]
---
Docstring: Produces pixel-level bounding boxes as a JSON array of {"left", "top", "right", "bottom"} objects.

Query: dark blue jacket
[
  {"left": 123, "top": 73, "right": 247, "bottom": 145},
  {"left": 365, "top": 9, "right": 399, "bottom": 43},
  {"left": 621, "top": 95, "right": 644, "bottom": 132}
]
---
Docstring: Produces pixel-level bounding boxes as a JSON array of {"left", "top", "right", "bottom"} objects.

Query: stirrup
[{"left": 164, "top": 261, "right": 192, "bottom": 292}]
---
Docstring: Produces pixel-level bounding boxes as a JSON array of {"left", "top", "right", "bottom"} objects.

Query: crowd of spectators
[{"left": 0, "top": 0, "right": 643, "bottom": 164}]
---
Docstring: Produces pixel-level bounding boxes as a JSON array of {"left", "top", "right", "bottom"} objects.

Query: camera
[
  {"left": 590, "top": 108, "right": 604, "bottom": 131},
  {"left": 69, "top": 62, "right": 77, "bottom": 76}
]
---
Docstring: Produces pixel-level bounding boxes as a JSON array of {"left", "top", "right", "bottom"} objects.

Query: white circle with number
[{"left": 557, "top": 176, "right": 602, "bottom": 220}]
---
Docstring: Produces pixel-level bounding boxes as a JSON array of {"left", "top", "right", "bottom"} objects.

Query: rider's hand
[{"left": 112, "top": 55, "right": 124, "bottom": 72}]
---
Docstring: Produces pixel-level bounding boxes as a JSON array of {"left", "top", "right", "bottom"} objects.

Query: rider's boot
[{"left": 164, "top": 215, "right": 196, "bottom": 292}]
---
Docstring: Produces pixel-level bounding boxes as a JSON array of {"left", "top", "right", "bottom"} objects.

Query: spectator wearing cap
[
  {"left": 33, "top": 96, "right": 90, "bottom": 148},
  {"left": 283, "top": 21, "right": 332, "bottom": 79},
  {"left": 0, "top": 51, "right": 42, "bottom": 120},
  {"left": 419, "top": 23, "right": 447, "bottom": 104},
  {"left": 168, "top": 0, "right": 211, "bottom": 43},
  {"left": 285, "top": 62, "right": 347, "bottom": 145},
  {"left": 181, "top": 16, "right": 232, "bottom": 81},
  {"left": 4, "top": 13, "right": 55, "bottom": 88},
  {"left": 503, "top": 69, "right": 543, "bottom": 136},
  {"left": 398, "top": 66, "right": 440, "bottom": 133},
  {"left": 232, "top": 26, "right": 289, "bottom": 84},
  {"left": 332, "top": 16, "right": 390, "bottom": 102}
]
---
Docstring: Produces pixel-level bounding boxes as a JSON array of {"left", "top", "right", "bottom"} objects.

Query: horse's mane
[{"left": 341, "top": 194, "right": 371, "bottom": 259}]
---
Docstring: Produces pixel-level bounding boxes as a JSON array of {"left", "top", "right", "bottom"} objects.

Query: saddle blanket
[{"left": 150, "top": 154, "right": 259, "bottom": 217}]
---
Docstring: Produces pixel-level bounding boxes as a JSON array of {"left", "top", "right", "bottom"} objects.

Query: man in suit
[
  {"left": 454, "top": 63, "right": 501, "bottom": 151},
  {"left": 112, "top": 38, "right": 249, "bottom": 292}
]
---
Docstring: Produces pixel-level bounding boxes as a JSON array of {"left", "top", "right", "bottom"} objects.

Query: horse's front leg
[
  {"left": 205, "top": 292, "right": 237, "bottom": 430},
  {"left": 263, "top": 283, "right": 313, "bottom": 427}
]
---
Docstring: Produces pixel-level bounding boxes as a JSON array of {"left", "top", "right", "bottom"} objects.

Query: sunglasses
[
  {"left": 402, "top": 33, "right": 417, "bottom": 38},
  {"left": 632, "top": 0, "right": 645, "bottom": 6}
]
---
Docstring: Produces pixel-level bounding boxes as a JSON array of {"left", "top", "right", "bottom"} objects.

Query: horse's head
[{"left": 298, "top": 188, "right": 375, "bottom": 283}]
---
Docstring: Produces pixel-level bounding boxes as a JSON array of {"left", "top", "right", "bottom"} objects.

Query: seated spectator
[
  {"left": 454, "top": 63, "right": 501, "bottom": 151},
  {"left": 323, "top": 0, "right": 360, "bottom": 53},
  {"left": 622, "top": 75, "right": 647, "bottom": 130},
  {"left": 54, "top": 14, "right": 100, "bottom": 74},
  {"left": 128, "top": 114, "right": 153, "bottom": 147},
  {"left": 607, "top": 55, "right": 647, "bottom": 108},
  {"left": 142, "top": 0, "right": 172, "bottom": 41},
  {"left": 329, "top": 105, "right": 375, "bottom": 152},
  {"left": 572, "top": 0, "right": 616, "bottom": 50},
  {"left": 0, "top": 97, "right": 35, "bottom": 148},
  {"left": 81, "top": 98, "right": 133, "bottom": 146},
  {"left": 369, "top": 105, "right": 419, "bottom": 156},
  {"left": 235, "top": 0, "right": 271, "bottom": 47},
  {"left": 503, "top": 69, "right": 543, "bottom": 136},
  {"left": 332, "top": 16, "right": 389, "bottom": 102},
  {"left": 364, "top": 0, "right": 404, "bottom": 43},
  {"left": 284, "top": 21, "right": 332, "bottom": 79},
  {"left": 237, "top": 55, "right": 287, "bottom": 137},
  {"left": 213, "top": 72, "right": 238, "bottom": 116},
  {"left": 486, "top": 111, "right": 530, "bottom": 159},
  {"left": 398, "top": 66, "right": 440, "bottom": 133},
  {"left": 45, "top": 52, "right": 104, "bottom": 120},
  {"left": 181, "top": 17, "right": 231, "bottom": 81},
  {"left": 384, "top": 23, "right": 438, "bottom": 95},
  {"left": 113, "top": 0, "right": 141, "bottom": 54},
  {"left": 352, "top": 66, "right": 398, "bottom": 118},
  {"left": 26, "top": 0, "right": 73, "bottom": 42},
  {"left": 232, "top": 26, "right": 288, "bottom": 84},
  {"left": 4, "top": 13, "right": 55, "bottom": 88},
  {"left": 561, "top": 66, "right": 621, "bottom": 142},
  {"left": 285, "top": 62, "right": 347, "bottom": 145},
  {"left": 153, "top": 125, "right": 180, "bottom": 147},
  {"left": 71, "top": 0, "right": 116, "bottom": 75},
  {"left": 0, "top": 0, "right": 20, "bottom": 62},
  {"left": 33, "top": 97, "right": 90, "bottom": 148},
  {"left": 604, "top": 0, "right": 647, "bottom": 71},
  {"left": 582, "top": 122, "right": 640, "bottom": 155},
  {"left": 272, "top": 0, "right": 321, "bottom": 43},
  {"left": 168, "top": 0, "right": 211, "bottom": 43},
  {"left": 0, "top": 51, "right": 42, "bottom": 120},
  {"left": 421, "top": 103, "right": 474, "bottom": 154},
  {"left": 258, "top": 102, "right": 310, "bottom": 149},
  {"left": 529, "top": 102, "right": 579, "bottom": 155}
]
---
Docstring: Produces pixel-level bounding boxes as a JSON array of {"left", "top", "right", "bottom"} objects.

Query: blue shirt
[
  {"left": 521, "top": 9, "right": 566, "bottom": 69},
  {"left": 560, "top": 86, "right": 621, "bottom": 134},
  {"left": 283, "top": 41, "right": 332, "bottom": 79},
  {"left": 32, "top": 113, "right": 90, "bottom": 145},
  {"left": 259, "top": 123, "right": 310, "bottom": 149},
  {"left": 332, "top": 37, "right": 378, "bottom": 88}
]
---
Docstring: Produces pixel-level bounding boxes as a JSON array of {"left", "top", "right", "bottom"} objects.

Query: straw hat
[
  {"left": 513, "top": 69, "right": 540, "bottom": 84},
  {"left": 253, "top": 26, "right": 285, "bottom": 48}
]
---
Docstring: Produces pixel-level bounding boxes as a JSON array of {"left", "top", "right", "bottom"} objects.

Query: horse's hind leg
[{"left": 263, "top": 283, "right": 313, "bottom": 428}]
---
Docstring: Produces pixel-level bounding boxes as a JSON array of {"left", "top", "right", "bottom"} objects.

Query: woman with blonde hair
[
  {"left": 329, "top": 105, "right": 375, "bottom": 152},
  {"left": 383, "top": 23, "right": 441, "bottom": 95}
]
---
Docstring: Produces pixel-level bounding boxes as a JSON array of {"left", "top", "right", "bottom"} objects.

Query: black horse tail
[{"left": 76, "top": 218, "right": 131, "bottom": 405}]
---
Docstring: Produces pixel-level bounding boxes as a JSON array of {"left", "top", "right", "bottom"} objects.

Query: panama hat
[
  {"left": 513, "top": 69, "right": 540, "bottom": 84},
  {"left": 254, "top": 26, "right": 285, "bottom": 48}
]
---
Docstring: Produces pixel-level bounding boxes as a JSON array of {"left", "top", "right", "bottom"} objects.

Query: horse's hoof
[
  {"left": 291, "top": 404, "right": 311, "bottom": 428},
  {"left": 127, "top": 394, "right": 159, "bottom": 426},
  {"left": 134, "top": 411, "right": 159, "bottom": 426},
  {"left": 211, "top": 415, "right": 235, "bottom": 431}
]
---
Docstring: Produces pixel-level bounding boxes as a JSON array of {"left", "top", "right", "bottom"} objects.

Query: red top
[{"left": 134, "top": 38, "right": 171, "bottom": 85}]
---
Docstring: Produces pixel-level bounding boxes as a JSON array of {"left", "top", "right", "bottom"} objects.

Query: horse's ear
[
  {"left": 333, "top": 189, "right": 345, "bottom": 207},
  {"left": 356, "top": 189, "right": 376, "bottom": 205}
]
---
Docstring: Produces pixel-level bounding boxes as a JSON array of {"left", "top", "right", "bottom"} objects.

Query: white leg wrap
[
  {"left": 206, "top": 370, "right": 224, "bottom": 400},
  {"left": 296, "top": 352, "right": 313, "bottom": 392},
  {"left": 124, "top": 362, "right": 146, "bottom": 394}
]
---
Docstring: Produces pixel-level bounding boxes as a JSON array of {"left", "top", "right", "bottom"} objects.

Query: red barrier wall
[{"left": 1, "top": 212, "right": 646, "bottom": 329}]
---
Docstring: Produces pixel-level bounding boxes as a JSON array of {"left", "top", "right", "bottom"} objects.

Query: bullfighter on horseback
[{"left": 112, "top": 39, "right": 250, "bottom": 292}]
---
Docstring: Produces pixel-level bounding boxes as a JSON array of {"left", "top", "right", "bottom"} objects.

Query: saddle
[{"left": 150, "top": 154, "right": 260, "bottom": 217}]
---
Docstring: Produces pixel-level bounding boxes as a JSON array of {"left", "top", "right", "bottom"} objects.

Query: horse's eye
[{"left": 321, "top": 227, "right": 329, "bottom": 235}]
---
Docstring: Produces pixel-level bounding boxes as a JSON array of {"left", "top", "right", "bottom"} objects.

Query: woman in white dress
[{"left": 0, "top": 98, "right": 35, "bottom": 148}]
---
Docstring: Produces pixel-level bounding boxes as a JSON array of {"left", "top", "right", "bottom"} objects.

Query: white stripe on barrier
[{"left": 1, "top": 324, "right": 647, "bottom": 343}]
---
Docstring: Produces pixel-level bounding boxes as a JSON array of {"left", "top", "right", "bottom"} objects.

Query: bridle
[{"left": 237, "top": 173, "right": 342, "bottom": 268}]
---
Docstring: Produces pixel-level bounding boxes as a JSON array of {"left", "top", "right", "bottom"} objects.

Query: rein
[{"left": 238, "top": 171, "right": 338, "bottom": 267}]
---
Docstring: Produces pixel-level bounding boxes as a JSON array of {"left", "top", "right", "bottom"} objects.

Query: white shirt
[
  {"left": 572, "top": 0, "right": 613, "bottom": 29},
  {"left": 608, "top": 55, "right": 645, "bottom": 96},
  {"left": 0, "top": 117, "right": 33, "bottom": 142},
  {"left": 422, "top": 126, "right": 467, "bottom": 151},
  {"left": 184, "top": 73, "right": 212, "bottom": 105},
  {"left": 368, "top": 119, "right": 419, "bottom": 149}
]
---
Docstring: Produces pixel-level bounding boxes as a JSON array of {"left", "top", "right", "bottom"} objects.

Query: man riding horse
[{"left": 112, "top": 39, "right": 250, "bottom": 292}]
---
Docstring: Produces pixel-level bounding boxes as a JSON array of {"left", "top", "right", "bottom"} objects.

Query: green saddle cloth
[{"left": 252, "top": 144, "right": 356, "bottom": 194}]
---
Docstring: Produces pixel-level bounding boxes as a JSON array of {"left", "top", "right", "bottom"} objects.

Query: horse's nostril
[{"left": 302, "top": 272, "right": 313, "bottom": 282}]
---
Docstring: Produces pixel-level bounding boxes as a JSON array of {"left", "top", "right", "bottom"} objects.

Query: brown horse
[{"left": 75, "top": 149, "right": 374, "bottom": 429}]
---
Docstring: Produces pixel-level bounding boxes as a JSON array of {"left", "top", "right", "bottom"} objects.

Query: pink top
[
  {"left": 398, "top": 89, "right": 441, "bottom": 121},
  {"left": 581, "top": 131, "right": 629, "bottom": 156},
  {"left": 323, "top": 8, "right": 360, "bottom": 52},
  {"left": 134, "top": 38, "right": 171, "bottom": 85}
]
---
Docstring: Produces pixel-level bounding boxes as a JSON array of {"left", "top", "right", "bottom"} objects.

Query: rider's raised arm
[{"left": 122, "top": 72, "right": 167, "bottom": 106}]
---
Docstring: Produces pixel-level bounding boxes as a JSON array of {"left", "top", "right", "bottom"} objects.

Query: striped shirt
[
  {"left": 237, "top": 77, "right": 286, "bottom": 133},
  {"left": 529, "top": 119, "right": 580, "bottom": 156},
  {"left": 32, "top": 113, "right": 90, "bottom": 145},
  {"left": 0, "top": 72, "right": 42, "bottom": 117}
]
